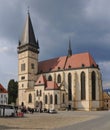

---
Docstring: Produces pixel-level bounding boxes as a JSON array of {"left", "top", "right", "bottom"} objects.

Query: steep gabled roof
[
  {"left": 0, "top": 84, "right": 8, "bottom": 93},
  {"left": 65, "top": 52, "right": 97, "bottom": 69},
  {"left": 38, "top": 56, "right": 67, "bottom": 73},
  {"left": 38, "top": 52, "right": 97, "bottom": 73},
  {"left": 35, "top": 75, "right": 59, "bottom": 90},
  {"left": 35, "top": 74, "right": 46, "bottom": 86}
]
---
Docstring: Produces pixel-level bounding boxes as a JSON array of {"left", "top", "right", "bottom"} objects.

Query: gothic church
[{"left": 17, "top": 12, "right": 103, "bottom": 111}]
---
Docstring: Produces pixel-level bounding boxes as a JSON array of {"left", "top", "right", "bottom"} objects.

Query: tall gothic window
[
  {"left": 50, "top": 95, "right": 53, "bottom": 104},
  {"left": 63, "top": 93, "right": 65, "bottom": 103},
  {"left": 91, "top": 71, "right": 96, "bottom": 100},
  {"left": 57, "top": 74, "right": 61, "bottom": 83},
  {"left": 81, "top": 72, "right": 86, "bottom": 100},
  {"left": 40, "top": 90, "right": 42, "bottom": 96},
  {"left": 48, "top": 75, "right": 52, "bottom": 81},
  {"left": 55, "top": 94, "right": 57, "bottom": 104},
  {"left": 29, "top": 93, "right": 32, "bottom": 103},
  {"left": 36, "top": 90, "right": 38, "bottom": 96},
  {"left": 45, "top": 95, "right": 48, "bottom": 104},
  {"left": 68, "top": 73, "right": 72, "bottom": 101}
]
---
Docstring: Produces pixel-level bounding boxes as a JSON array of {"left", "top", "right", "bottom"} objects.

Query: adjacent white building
[{"left": 0, "top": 84, "right": 8, "bottom": 105}]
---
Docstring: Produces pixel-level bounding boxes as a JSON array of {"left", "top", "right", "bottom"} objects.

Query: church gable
[
  {"left": 35, "top": 74, "right": 59, "bottom": 90},
  {"left": 35, "top": 74, "right": 46, "bottom": 86}
]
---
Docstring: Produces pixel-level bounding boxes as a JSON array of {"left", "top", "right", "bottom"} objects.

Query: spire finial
[
  {"left": 27, "top": 6, "right": 30, "bottom": 15},
  {"left": 68, "top": 38, "right": 72, "bottom": 56}
]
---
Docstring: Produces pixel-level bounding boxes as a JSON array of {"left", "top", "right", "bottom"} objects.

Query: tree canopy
[{"left": 8, "top": 79, "right": 18, "bottom": 105}]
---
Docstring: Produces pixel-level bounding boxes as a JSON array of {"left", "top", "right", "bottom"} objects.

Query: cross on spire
[{"left": 68, "top": 38, "right": 72, "bottom": 56}]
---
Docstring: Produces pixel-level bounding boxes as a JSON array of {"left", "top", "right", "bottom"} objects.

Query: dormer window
[
  {"left": 68, "top": 65, "right": 71, "bottom": 68},
  {"left": 58, "top": 67, "right": 60, "bottom": 70},
  {"left": 91, "top": 64, "right": 95, "bottom": 67},
  {"left": 82, "top": 64, "right": 85, "bottom": 67}
]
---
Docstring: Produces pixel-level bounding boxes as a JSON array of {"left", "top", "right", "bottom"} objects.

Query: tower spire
[
  {"left": 27, "top": 6, "right": 30, "bottom": 14},
  {"left": 18, "top": 12, "right": 39, "bottom": 54},
  {"left": 68, "top": 38, "right": 72, "bottom": 56}
]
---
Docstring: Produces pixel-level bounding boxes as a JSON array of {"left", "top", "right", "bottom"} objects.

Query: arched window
[
  {"left": 63, "top": 93, "right": 65, "bottom": 103},
  {"left": 40, "top": 90, "right": 42, "bottom": 96},
  {"left": 21, "top": 102, "right": 24, "bottom": 106},
  {"left": 36, "top": 90, "right": 39, "bottom": 96},
  {"left": 57, "top": 74, "right": 61, "bottom": 83},
  {"left": 48, "top": 75, "right": 52, "bottom": 81},
  {"left": 55, "top": 94, "right": 57, "bottom": 104},
  {"left": 45, "top": 95, "right": 48, "bottom": 104},
  {"left": 29, "top": 93, "right": 32, "bottom": 103},
  {"left": 50, "top": 95, "right": 53, "bottom": 104},
  {"left": 81, "top": 72, "right": 86, "bottom": 100},
  {"left": 91, "top": 71, "right": 96, "bottom": 100},
  {"left": 68, "top": 73, "right": 72, "bottom": 101}
]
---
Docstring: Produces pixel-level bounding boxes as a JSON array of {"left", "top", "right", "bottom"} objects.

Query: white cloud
[
  {"left": 85, "top": 0, "right": 110, "bottom": 20},
  {"left": 0, "top": 39, "right": 17, "bottom": 54},
  {"left": 0, "top": 46, "right": 8, "bottom": 53}
]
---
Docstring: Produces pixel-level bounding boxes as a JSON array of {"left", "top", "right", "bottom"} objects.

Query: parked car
[{"left": 49, "top": 109, "right": 57, "bottom": 114}]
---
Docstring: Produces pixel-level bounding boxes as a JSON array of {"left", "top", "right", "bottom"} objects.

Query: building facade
[
  {"left": 103, "top": 92, "right": 110, "bottom": 110},
  {"left": 0, "top": 84, "right": 8, "bottom": 105},
  {"left": 17, "top": 13, "right": 103, "bottom": 111}
]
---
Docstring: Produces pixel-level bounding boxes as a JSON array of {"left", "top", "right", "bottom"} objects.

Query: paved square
[{"left": 0, "top": 111, "right": 108, "bottom": 129}]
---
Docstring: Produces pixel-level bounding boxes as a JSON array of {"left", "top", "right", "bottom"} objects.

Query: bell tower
[{"left": 17, "top": 12, "right": 39, "bottom": 106}]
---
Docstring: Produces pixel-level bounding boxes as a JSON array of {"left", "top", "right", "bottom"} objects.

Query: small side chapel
[{"left": 17, "top": 12, "right": 103, "bottom": 111}]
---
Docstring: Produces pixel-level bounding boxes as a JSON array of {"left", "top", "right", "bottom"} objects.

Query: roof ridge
[{"left": 39, "top": 52, "right": 89, "bottom": 63}]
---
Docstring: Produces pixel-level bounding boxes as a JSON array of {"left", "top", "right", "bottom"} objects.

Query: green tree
[{"left": 8, "top": 79, "right": 18, "bottom": 104}]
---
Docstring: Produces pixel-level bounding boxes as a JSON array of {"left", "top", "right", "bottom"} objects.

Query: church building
[{"left": 17, "top": 12, "right": 103, "bottom": 111}]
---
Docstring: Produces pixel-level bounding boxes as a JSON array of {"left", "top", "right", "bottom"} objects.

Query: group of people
[{"left": 17, "top": 106, "right": 35, "bottom": 114}]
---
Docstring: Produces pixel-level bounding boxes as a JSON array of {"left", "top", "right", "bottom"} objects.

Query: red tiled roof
[
  {"left": 46, "top": 81, "right": 59, "bottom": 90},
  {"left": 38, "top": 52, "right": 97, "bottom": 73},
  {"left": 38, "top": 56, "right": 67, "bottom": 73},
  {"left": 0, "top": 84, "right": 8, "bottom": 93},
  {"left": 65, "top": 52, "right": 97, "bottom": 69},
  {"left": 35, "top": 75, "right": 59, "bottom": 90},
  {"left": 35, "top": 74, "right": 46, "bottom": 86}
]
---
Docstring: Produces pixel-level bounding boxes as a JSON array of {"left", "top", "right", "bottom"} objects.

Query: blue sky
[{"left": 0, "top": 0, "right": 110, "bottom": 89}]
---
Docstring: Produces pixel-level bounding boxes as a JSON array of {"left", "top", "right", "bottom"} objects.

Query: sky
[{"left": 0, "top": 0, "right": 110, "bottom": 89}]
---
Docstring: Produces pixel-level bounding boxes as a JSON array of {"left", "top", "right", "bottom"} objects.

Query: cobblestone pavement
[{"left": 0, "top": 111, "right": 108, "bottom": 130}]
